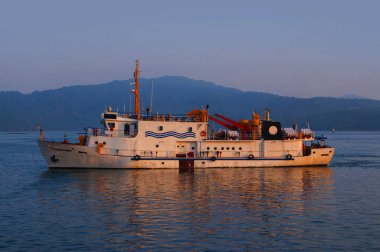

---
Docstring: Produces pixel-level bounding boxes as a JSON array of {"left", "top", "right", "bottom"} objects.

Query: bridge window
[{"left": 104, "top": 113, "right": 117, "bottom": 119}]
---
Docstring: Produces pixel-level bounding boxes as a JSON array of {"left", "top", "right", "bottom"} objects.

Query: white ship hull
[{"left": 39, "top": 141, "right": 334, "bottom": 169}]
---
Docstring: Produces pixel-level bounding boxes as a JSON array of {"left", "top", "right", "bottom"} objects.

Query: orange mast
[{"left": 133, "top": 60, "right": 140, "bottom": 119}]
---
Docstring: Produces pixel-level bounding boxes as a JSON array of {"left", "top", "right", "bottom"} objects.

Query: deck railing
[{"left": 121, "top": 113, "right": 206, "bottom": 122}]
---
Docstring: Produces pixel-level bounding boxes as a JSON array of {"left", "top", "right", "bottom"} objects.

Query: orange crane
[{"left": 209, "top": 113, "right": 260, "bottom": 140}]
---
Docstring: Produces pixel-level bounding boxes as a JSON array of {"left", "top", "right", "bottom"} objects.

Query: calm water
[{"left": 1, "top": 131, "right": 380, "bottom": 251}]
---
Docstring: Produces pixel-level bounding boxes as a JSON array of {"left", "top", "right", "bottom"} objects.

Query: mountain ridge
[{"left": 1, "top": 76, "right": 380, "bottom": 131}]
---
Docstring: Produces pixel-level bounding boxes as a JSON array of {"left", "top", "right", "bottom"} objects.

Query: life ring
[
  {"left": 286, "top": 154, "right": 292, "bottom": 160},
  {"left": 200, "top": 130, "right": 206, "bottom": 137},
  {"left": 248, "top": 154, "right": 254, "bottom": 160},
  {"left": 210, "top": 156, "right": 216, "bottom": 161},
  {"left": 134, "top": 155, "right": 141, "bottom": 160}
]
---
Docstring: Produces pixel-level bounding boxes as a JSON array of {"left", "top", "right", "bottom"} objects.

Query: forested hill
[{"left": 1, "top": 76, "right": 380, "bottom": 131}]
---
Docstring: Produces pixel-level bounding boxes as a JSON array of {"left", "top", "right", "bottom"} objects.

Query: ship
[{"left": 38, "top": 60, "right": 334, "bottom": 169}]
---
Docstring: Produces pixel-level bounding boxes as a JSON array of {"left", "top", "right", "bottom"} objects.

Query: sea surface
[{"left": 1, "top": 131, "right": 380, "bottom": 251}]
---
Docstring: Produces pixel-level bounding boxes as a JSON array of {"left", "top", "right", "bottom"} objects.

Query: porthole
[
  {"left": 232, "top": 147, "right": 235, "bottom": 150},
  {"left": 158, "top": 126, "right": 163, "bottom": 131},
  {"left": 227, "top": 147, "right": 230, "bottom": 150},
  {"left": 221, "top": 147, "right": 224, "bottom": 150},
  {"left": 95, "top": 141, "right": 98, "bottom": 144},
  {"left": 214, "top": 147, "right": 217, "bottom": 150},
  {"left": 103, "top": 142, "right": 106, "bottom": 145},
  {"left": 239, "top": 147, "right": 242, "bottom": 150},
  {"left": 162, "top": 162, "right": 165, "bottom": 165},
  {"left": 207, "top": 147, "right": 210, "bottom": 150},
  {"left": 188, "top": 127, "right": 192, "bottom": 132},
  {"left": 156, "top": 145, "right": 159, "bottom": 148},
  {"left": 191, "top": 147, "right": 195, "bottom": 150}
]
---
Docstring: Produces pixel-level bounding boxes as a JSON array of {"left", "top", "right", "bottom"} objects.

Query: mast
[{"left": 133, "top": 60, "right": 140, "bottom": 119}]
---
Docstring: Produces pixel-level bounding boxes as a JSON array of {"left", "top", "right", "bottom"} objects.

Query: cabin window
[
  {"left": 108, "top": 123, "right": 115, "bottom": 129},
  {"left": 124, "top": 124, "right": 130, "bottom": 135},
  {"left": 188, "top": 127, "right": 192, "bottom": 132},
  {"left": 158, "top": 126, "right": 163, "bottom": 131},
  {"left": 104, "top": 113, "right": 117, "bottom": 119}
]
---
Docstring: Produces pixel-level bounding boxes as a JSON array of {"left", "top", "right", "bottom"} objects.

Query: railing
[
  {"left": 121, "top": 113, "right": 206, "bottom": 122},
  {"left": 85, "top": 128, "right": 138, "bottom": 138},
  {"left": 281, "top": 133, "right": 315, "bottom": 140},
  {"left": 208, "top": 131, "right": 262, "bottom": 141},
  {"left": 209, "top": 130, "right": 315, "bottom": 141}
]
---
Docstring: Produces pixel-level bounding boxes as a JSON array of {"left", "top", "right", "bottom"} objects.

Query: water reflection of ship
[
  {"left": 37, "top": 168, "right": 333, "bottom": 248},
  {"left": 63, "top": 167, "right": 333, "bottom": 228}
]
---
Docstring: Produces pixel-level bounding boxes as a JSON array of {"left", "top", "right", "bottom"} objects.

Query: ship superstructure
[{"left": 39, "top": 60, "right": 334, "bottom": 169}]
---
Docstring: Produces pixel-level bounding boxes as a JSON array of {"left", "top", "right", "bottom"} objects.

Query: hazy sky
[{"left": 1, "top": 0, "right": 380, "bottom": 99}]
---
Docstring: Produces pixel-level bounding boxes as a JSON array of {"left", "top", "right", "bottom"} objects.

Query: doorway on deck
[{"left": 176, "top": 141, "right": 197, "bottom": 157}]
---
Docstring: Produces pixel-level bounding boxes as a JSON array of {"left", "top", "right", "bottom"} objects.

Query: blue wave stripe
[{"left": 145, "top": 131, "right": 196, "bottom": 139}]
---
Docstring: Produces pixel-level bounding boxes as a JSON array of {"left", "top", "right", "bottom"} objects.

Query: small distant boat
[
  {"left": 38, "top": 60, "right": 334, "bottom": 169},
  {"left": 332, "top": 128, "right": 335, "bottom": 133}
]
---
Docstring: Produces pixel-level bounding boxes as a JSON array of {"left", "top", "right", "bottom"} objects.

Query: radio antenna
[{"left": 150, "top": 79, "right": 154, "bottom": 112}]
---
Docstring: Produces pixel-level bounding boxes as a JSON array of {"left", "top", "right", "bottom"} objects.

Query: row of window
[
  {"left": 176, "top": 145, "right": 243, "bottom": 151},
  {"left": 206, "top": 147, "right": 243, "bottom": 151},
  {"left": 94, "top": 141, "right": 243, "bottom": 151}
]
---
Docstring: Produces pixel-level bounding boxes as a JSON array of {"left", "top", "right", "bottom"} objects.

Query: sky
[{"left": 1, "top": 0, "right": 380, "bottom": 99}]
